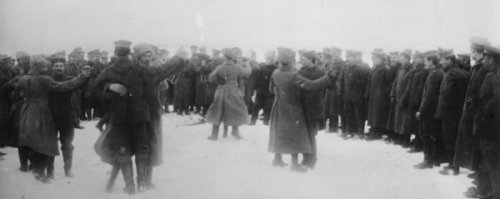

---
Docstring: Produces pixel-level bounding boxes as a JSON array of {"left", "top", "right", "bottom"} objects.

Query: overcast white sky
[{"left": 0, "top": 0, "right": 499, "bottom": 59}]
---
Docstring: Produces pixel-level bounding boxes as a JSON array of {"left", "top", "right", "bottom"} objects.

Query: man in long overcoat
[
  {"left": 387, "top": 50, "right": 414, "bottom": 146},
  {"left": 454, "top": 37, "right": 490, "bottom": 172},
  {"left": 415, "top": 51, "right": 445, "bottom": 169},
  {"left": 324, "top": 47, "right": 345, "bottom": 132},
  {"left": 366, "top": 50, "right": 394, "bottom": 140},
  {"left": 338, "top": 50, "right": 370, "bottom": 139},
  {"left": 434, "top": 49, "right": 469, "bottom": 175},
  {"left": 250, "top": 51, "right": 276, "bottom": 125}
]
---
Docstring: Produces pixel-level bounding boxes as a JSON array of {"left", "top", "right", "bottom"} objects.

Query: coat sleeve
[
  {"left": 45, "top": 74, "right": 88, "bottom": 92},
  {"left": 294, "top": 73, "right": 331, "bottom": 91},
  {"left": 239, "top": 64, "right": 252, "bottom": 77},
  {"left": 441, "top": 72, "right": 464, "bottom": 110},
  {"left": 149, "top": 55, "right": 188, "bottom": 81},
  {"left": 208, "top": 65, "right": 220, "bottom": 83}
]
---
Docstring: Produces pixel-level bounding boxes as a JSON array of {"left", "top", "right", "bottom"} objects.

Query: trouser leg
[
  {"left": 59, "top": 125, "right": 75, "bottom": 177},
  {"left": 132, "top": 123, "right": 150, "bottom": 192},
  {"left": 262, "top": 96, "right": 274, "bottom": 125},
  {"left": 353, "top": 101, "right": 365, "bottom": 136},
  {"left": 18, "top": 146, "right": 30, "bottom": 171},
  {"left": 250, "top": 95, "right": 263, "bottom": 125},
  {"left": 208, "top": 125, "right": 219, "bottom": 140},
  {"left": 420, "top": 120, "right": 434, "bottom": 163},
  {"left": 303, "top": 120, "right": 318, "bottom": 168},
  {"left": 442, "top": 117, "right": 459, "bottom": 167}
]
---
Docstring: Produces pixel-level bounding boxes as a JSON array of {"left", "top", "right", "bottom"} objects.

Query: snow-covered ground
[{"left": 0, "top": 113, "right": 473, "bottom": 199}]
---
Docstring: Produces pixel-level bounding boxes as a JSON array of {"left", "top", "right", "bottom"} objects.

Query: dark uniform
[
  {"left": 366, "top": 63, "right": 394, "bottom": 135},
  {"left": 435, "top": 64, "right": 469, "bottom": 172},
  {"left": 250, "top": 63, "right": 276, "bottom": 125},
  {"left": 387, "top": 62, "right": 414, "bottom": 144},
  {"left": 173, "top": 65, "right": 195, "bottom": 114},
  {"left": 453, "top": 59, "right": 488, "bottom": 170},
  {"left": 418, "top": 65, "right": 445, "bottom": 166},
  {"left": 401, "top": 63, "right": 429, "bottom": 149},
  {"left": 47, "top": 72, "right": 79, "bottom": 177},
  {"left": 324, "top": 58, "right": 345, "bottom": 132},
  {"left": 338, "top": 60, "right": 370, "bottom": 137},
  {"left": 298, "top": 64, "right": 326, "bottom": 168}
]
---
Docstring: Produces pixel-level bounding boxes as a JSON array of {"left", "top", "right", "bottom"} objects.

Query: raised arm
[
  {"left": 148, "top": 55, "right": 188, "bottom": 80},
  {"left": 46, "top": 74, "right": 89, "bottom": 92}
]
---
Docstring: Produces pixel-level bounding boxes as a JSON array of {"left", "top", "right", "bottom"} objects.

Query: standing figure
[
  {"left": 17, "top": 55, "right": 89, "bottom": 183},
  {"left": 268, "top": 47, "right": 333, "bottom": 172},
  {"left": 434, "top": 49, "right": 469, "bottom": 175},
  {"left": 206, "top": 48, "right": 251, "bottom": 140},
  {"left": 415, "top": 51, "right": 445, "bottom": 169},
  {"left": 298, "top": 50, "right": 327, "bottom": 169},
  {"left": 400, "top": 51, "right": 429, "bottom": 152},
  {"left": 338, "top": 50, "right": 370, "bottom": 139},
  {"left": 250, "top": 51, "right": 276, "bottom": 125},
  {"left": 47, "top": 52, "right": 80, "bottom": 178},
  {"left": 366, "top": 50, "right": 394, "bottom": 140},
  {"left": 387, "top": 50, "right": 414, "bottom": 146},
  {"left": 324, "top": 47, "right": 345, "bottom": 132}
]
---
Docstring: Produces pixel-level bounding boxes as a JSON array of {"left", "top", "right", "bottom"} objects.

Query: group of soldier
[{"left": 0, "top": 36, "right": 499, "bottom": 198}]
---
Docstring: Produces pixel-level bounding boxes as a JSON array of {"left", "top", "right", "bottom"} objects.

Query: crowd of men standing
[{"left": 0, "top": 37, "right": 499, "bottom": 198}]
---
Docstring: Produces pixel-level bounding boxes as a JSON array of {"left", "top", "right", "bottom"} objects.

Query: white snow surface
[{"left": 0, "top": 113, "right": 473, "bottom": 199}]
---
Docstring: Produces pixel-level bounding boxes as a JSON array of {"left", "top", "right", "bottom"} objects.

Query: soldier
[
  {"left": 434, "top": 48, "right": 469, "bottom": 175},
  {"left": 298, "top": 50, "right": 327, "bottom": 169},
  {"left": 202, "top": 49, "right": 223, "bottom": 115},
  {"left": 193, "top": 47, "right": 210, "bottom": 114},
  {"left": 206, "top": 48, "right": 251, "bottom": 140},
  {"left": 415, "top": 51, "right": 445, "bottom": 169},
  {"left": 401, "top": 51, "right": 429, "bottom": 152},
  {"left": 46, "top": 51, "right": 80, "bottom": 178},
  {"left": 387, "top": 49, "right": 414, "bottom": 146},
  {"left": 92, "top": 40, "right": 186, "bottom": 194},
  {"left": 324, "top": 47, "right": 345, "bottom": 132},
  {"left": 366, "top": 50, "right": 394, "bottom": 140},
  {"left": 67, "top": 47, "right": 85, "bottom": 129},
  {"left": 17, "top": 55, "right": 89, "bottom": 183},
  {"left": 0, "top": 55, "right": 15, "bottom": 151},
  {"left": 173, "top": 47, "right": 195, "bottom": 115},
  {"left": 456, "top": 37, "right": 491, "bottom": 197},
  {"left": 250, "top": 51, "right": 276, "bottom": 125},
  {"left": 468, "top": 45, "right": 500, "bottom": 199},
  {"left": 268, "top": 47, "right": 334, "bottom": 172},
  {"left": 338, "top": 50, "right": 370, "bottom": 139}
]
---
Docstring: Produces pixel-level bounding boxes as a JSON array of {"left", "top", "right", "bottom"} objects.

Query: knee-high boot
[
  {"left": 62, "top": 148, "right": 74, "bottom": 177},
  {"left": 121, "top": 161, "right": 135, "bottom": 195},
  {"left": 135, "top": 155, "right": 149, "bottom": 192},
  {"left": 106, "top": 164, "right": 120, "bottom": 192},
  {"left": 207, "top": 125, "right": 219, "bottom": 140},
  {"left": 146, "top": 166, "right": 155, "bottom": 190},
  {"left": 18, "top": 147, "right": 29, "bottom": 172}
]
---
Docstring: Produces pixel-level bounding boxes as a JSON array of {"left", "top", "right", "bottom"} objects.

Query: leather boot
[
  {"left": 146, "top": 166, "right": 156, "bottom": 190},
  {"left": 18, "top": 147, "right": 29, "bottom": 172},
  {"left": 231, "top": 126, "right": 242, "bottom": 140},
  {"left": 47, "top": 157, "right": 55, "bottom": 179},
  {"left": 62, "top": 148, "right": 74, "bottom": 177},
  {"left": 106, "top": 164, "right": 120, "bottom": 192},
  {"left": 135, "top": 157, "right": 149, "bottom": 192},
  {"left": 121, "top": 162, "right": 135, "bottom": 195},
  {"left": 207, "top": 125, "right": 219, "bottom": 141}
]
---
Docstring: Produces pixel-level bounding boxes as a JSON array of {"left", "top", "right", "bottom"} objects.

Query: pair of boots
[{"left": 207, "top": 125, "right": 242, "bottom": 140}]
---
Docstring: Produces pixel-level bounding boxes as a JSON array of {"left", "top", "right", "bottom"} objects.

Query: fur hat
[
  {"left": 50, "top": 51, "right": 66, "bottom": 64},
  {"left": 30, "top": 55, "right": 50, "bottom": 72},
  {"left": 133, "top": 43, "right": 155, "bottom": 60},
  {"left": 469, "top": 36, "right": 490, "bottom": 52},
  {"left": 114, "top": 40, "right": 132, "bottom": 56}
]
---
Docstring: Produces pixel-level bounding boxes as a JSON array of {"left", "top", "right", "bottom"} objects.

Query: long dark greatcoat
[
  {"left": 0, "top": 66, "right": 14, "bottom": 146},
  {"left": 400, "top": 64, "right": 430, "bottom": 134},
  {"left": 93, "top": 56, "right": 186, "bottom": 164},
  {"left": 418, "top": 68, "right": 444, "bottom": 119},
  {"left": 324, "top": 59, "right": 345, "bottom": 119},
  {"left": 173, "top": 65, "right": 195, "bottom": 107},
  {"left": 206, "top": 61, "right": 251, "bottom": 126},
  {"left": 298, "top": 65, "right": 326, "bottom": 122},
  {"left": 17, "top": 71, "right": 87, "bottom": 156},
  {"left": 193, "top": 54, "right": 210, "bottom": 106},
  {"left": 453, "top": 61, "right": 488, "bottom": 169},
  {"left": 387, "top": 63, "right": 414, "bottom": 134},
  {"left": 366, "top": 64, "right": 394, "bottom": 129},
  {"left": 268, "top": 67, "right": 331, "bottom": 154},
  {"left": 143, "top": 56, "right": 188, "bottom": 166}
]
